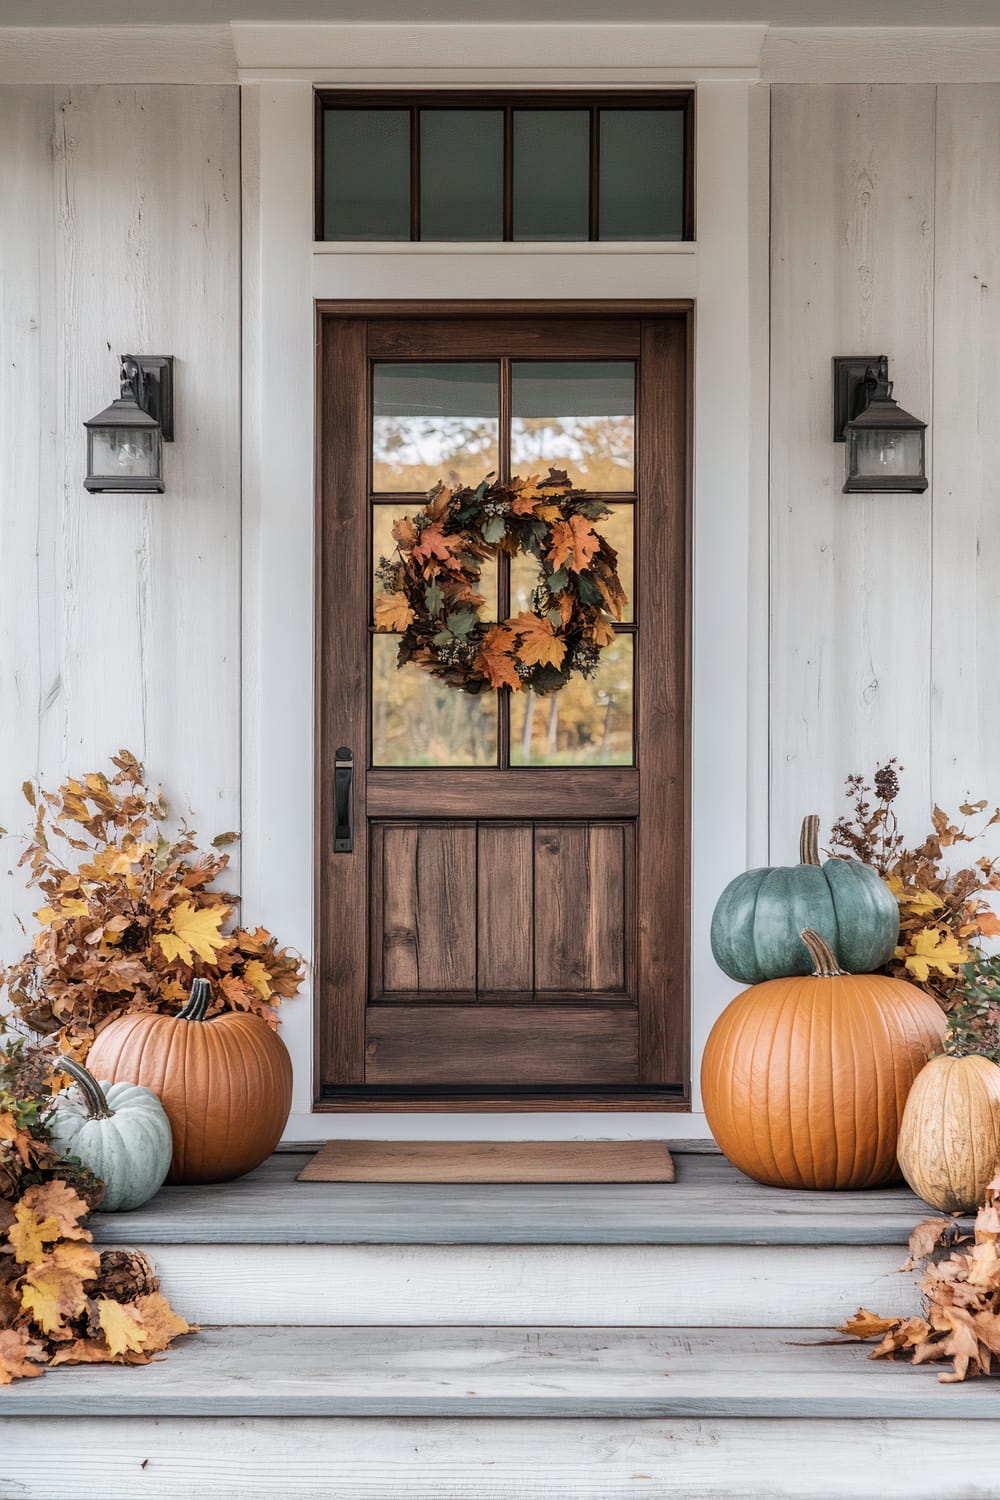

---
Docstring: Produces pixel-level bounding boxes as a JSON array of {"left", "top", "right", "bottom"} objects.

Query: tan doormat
[{"left": 297, "top": 1140, "right": 675, "bottom": 1183}]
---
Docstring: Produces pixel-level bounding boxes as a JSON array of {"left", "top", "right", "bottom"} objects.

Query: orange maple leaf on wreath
[
  {"left": 412, "top": 520, "right": 455, "bottom": 566},
  {"left": 508, "top": 612, "right": 567, "bottom": 670},
  {"left": 475, "top": 624, "right": 522, "bottom": 691},
  {"left": 547, "top": 514, "right": 600, "bottom": 574}
]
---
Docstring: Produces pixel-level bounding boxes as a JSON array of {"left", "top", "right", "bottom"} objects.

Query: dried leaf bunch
[
  {"left": 830, "top": 759, "right": 1000, "bottom": 1018},
  {"left": 0, "top": 1030, "right": 194, "bottom": 1385},
  {"left": 1, "top": 751, "right": 305, "bottom": 1053},
  {"left": 839, "top": 1175, "right": 1000, "bottom": 1383}
]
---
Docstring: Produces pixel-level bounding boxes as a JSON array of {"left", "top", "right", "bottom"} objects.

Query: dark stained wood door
[{"left": 317, "top": 302, "right": 690, "bottom": 1109}]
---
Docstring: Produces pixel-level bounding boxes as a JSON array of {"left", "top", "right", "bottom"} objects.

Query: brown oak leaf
[
  {"left": 373, "top": 592, "right": 416, "bottom": 634},
  {"left": 0, "top": 1328, "right": 47, "bottom": 1384},
  {"left": 837, "top": 1308, "right": 902, "bottom": 1341},
  {"left": 131, "top": 1291, "right": 196, "bottom": 1353}
]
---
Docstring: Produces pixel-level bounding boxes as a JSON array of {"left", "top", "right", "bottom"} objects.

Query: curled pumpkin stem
[{"left": 800, "top": 928, "right": 845, "bottom": 977}]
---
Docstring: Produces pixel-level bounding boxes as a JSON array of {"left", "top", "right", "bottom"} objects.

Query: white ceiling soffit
[
  {"left": 4, "top": 0, "right": 1000, "bottom": 21},
  {"left": 3, "top": 21, "right": 1000, "bottom": 85}
]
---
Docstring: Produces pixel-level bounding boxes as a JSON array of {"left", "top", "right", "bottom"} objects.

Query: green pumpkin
[
  {"left": 711, "top": 815, "right": 900, "bottom": 984},
  {"left": 48, "top": 1058, "right": 172, "bottom": 1212}
]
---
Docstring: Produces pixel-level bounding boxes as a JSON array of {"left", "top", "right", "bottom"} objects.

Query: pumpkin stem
[
  {"left": 177, "top": 978, "right": 212, "bottom": 1023},
  {"left": 58, "top": 1056, "right": 115, "bottom": 1121},
  {"left": 800, "top": 928, "right": 845, "bottom": 977},
  {"left": 799, "top": 815, "right": 822, "bottom": 867}
]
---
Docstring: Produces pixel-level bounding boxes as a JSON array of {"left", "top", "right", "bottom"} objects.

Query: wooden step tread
[
  {"left": 91, "top": 1150, "right": 941, "bottom": 1247},
  {"left": 5, "top": 1325, "right": 994, "bottom": 1419}
]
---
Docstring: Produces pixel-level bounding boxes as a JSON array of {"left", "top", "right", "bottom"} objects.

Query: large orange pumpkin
[
  {"left": 701, "top": 929, "right": 945, "bottom": 1190},
  {"left": 87, "top": 979, "right": 292, "bottom": 1185}
]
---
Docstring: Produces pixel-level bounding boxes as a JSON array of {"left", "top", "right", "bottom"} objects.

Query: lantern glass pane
[
  {"left": 849, "top": 427, "right": 924, "bottom": 481},
  {"left": 90, "top": 428, "right": 158, "bottom": 479}
]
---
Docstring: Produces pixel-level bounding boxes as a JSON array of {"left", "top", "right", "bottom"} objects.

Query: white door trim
[{"left": 241, "top": 69, "right": 769, "bottom": 1141}]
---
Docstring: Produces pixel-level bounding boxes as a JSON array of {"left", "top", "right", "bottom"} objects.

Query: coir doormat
[{"left": 297, "top": 1140, "right": 675, "bottom": 1183}]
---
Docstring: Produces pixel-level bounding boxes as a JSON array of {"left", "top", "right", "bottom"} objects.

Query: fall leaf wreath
[{"left": 374, "top": 469, "right": 628, "bottom": 695}]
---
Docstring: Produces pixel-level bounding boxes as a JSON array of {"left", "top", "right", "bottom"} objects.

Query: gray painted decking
[
  {"left": 90, "top": 1147, "right": 947, "bottom": 1247},
  {"left": 6, "top": 1325, "right": 995, "bottom": 1419}
]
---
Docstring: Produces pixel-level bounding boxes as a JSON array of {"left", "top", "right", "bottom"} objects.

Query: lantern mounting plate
[
  {"left": 832, "top": 354, "right": 887, "bottom": 442},
  {"left": 126, "top": 355, "right": 174, "bottom": 441}
]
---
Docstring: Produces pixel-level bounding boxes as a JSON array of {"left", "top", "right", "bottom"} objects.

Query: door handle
[{"left": 334, "top": 747, "right": 353, "bottom": 853}]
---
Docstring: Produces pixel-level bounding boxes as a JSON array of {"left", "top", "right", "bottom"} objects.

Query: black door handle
[{"left": 334, "top": 747, "right": 353, "bottom": 853}]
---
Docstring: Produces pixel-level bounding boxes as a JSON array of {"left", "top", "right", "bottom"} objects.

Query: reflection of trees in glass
[
  {"left": 372, "top": 639, "right": 497, "bottom": 766},
  {"left": 510, "top": 415, "right": 634, "bottom": 491},
  {"left": 511, "top": 639, "right": 633, "bottom": 766},
  {"left": 372, "top": 418, "right": 499, "bottom": 492}
]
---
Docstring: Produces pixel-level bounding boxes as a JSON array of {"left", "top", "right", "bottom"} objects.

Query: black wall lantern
[
  {"left": 83, "top": 355, "right": 174, "bottom": 494},
  {"left": 832, "top": 355, "right": 927, "bottom": 494}
]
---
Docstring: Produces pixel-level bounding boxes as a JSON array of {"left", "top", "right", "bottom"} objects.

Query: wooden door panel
[
  {"left": 477, "top": 824, "right": 534, "bottom": 994},
  {"left": 366, "top": 767, "right": 639, "bottom": 818},
  {"left": 366, "top": 1005, "right": 639, "bottom": 1086},
  {"left": 373, "top": 824, "right": 477, "bottom": 994},
  {"left": 534, "top": 824, "right": 629, "bottom": 993}
]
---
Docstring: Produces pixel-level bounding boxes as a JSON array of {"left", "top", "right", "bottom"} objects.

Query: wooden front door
[{"left": 317, "top": 302, "right": 689, "bottom": 1109}]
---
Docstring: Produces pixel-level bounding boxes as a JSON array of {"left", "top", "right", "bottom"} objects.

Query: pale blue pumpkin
[
  {"left": 48, "top": 1058, "right": 172, "bottom": 1212},
  {"left": 711, "top": 814, "right": 900, "bottom": 984}
]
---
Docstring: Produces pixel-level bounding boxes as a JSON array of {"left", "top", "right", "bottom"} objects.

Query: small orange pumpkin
[
  {"left": 701, "top": 929, "right": 945, "bottom": 1190},
  {"left": 87, "top": 980, "right": 292, "bottom": 1185}
]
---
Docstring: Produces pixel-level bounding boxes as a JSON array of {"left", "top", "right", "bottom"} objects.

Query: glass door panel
[
  {"left": 372, "top": 362, "right": 500, "bottom": 492},
  {"left": 510, "top": 362, "right": 636, "bottom": 490},
  {"left": 510, "top": 635, "right": 634, "bottom": 766}
]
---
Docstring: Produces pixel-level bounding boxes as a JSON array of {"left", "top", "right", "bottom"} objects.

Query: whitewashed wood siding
[
  {"left": 770, "top": 83, "right": 1000, "bottom": 858},
  {"left": 0, "top": 85, "right": 241, "bottom": 959}
]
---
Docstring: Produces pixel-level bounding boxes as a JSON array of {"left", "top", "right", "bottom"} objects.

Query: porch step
[
  {"left": 3, "top": 1324, "right": 995, "bottom": 1420},
  {"left": 89, "top": 1150, "right": 945, "bottom": 1328}
]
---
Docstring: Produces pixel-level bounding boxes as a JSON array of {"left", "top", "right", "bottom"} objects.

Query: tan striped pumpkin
[
  {"left": 701, "top": 929, "right": 945, "bottom": 1190},
  {"left": 897, "top": 1053, "right": 1000, "bottom": 1212}
]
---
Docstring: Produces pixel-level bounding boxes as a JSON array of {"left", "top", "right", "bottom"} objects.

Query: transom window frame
[{"left": 314, "top": 89, "right": 695, "bottom": 244}]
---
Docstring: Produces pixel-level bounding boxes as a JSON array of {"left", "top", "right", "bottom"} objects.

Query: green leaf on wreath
[
  {"left": 575, "top": 572, "right": 603, "bottom": 607},
  {"left": 547, "top": 608, "right": 563, "bottom": 627},
  {"left": 531, "top": 663, "right": 572, "bottom": 695},
  {"left": 547, "top": 568, "right": 569, "bottom": 593},
  {"left": 424, "top": 581, "right": 444, "bottom": 617},
  {"left": 483, "top": 515, "right": 507, "bottom": 545},
  {"left": 577, "top": 499, "right": 612, "bottom": 520},
  {"left": 445, "top": 609, "right": 479, "bottom": 638}
]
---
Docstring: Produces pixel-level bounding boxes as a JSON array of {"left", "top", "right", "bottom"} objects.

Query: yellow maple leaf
[
  {"left": 20, "top": 1242, "right": 101, "bottom": 1334},
  {"left": 97, "top": 1298, "right": 149, "bottom": 1357},
  {"left": 373, "top": 591, "right": 416, "bottom": 633},
  {"left": 903, "top": 927, "right": 970, "bottom": 983},
  {"left": 243, "top": 958, "right": 273, "bottom": 1001},
  {"left": 901, "top": 888, "right": 944, "bottom": 916},
  {"left": 155, "top": 900, "right": 230, "bottom": 965}
]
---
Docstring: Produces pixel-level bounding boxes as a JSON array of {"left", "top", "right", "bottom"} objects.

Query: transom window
[{"left": 316, "top": 91, "right": 693, "bottom": 243}]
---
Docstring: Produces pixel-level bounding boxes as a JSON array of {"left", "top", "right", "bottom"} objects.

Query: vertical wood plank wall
[
  {"left": 770, "top": 83, "right": 1000, "bottom": 859},
  {"left": 1, "top": 78, "right": 999, "bottom": 1072},
  {"left": 0, "top": 85, "right": 241, "bottom": 959}
]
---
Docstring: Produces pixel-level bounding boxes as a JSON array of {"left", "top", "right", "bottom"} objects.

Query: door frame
[{"left": 314, "top": 298, "right": 693, "bottom": 1110}]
